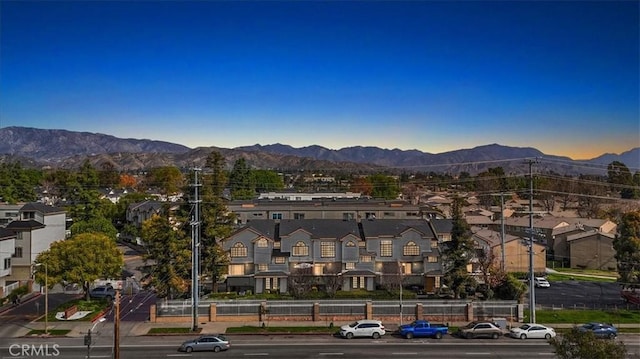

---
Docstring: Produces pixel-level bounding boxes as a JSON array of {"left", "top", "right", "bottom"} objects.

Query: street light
[
  {"left": 398, "top": 261, "right": 404, "bottom": 326},
  {"left": 85, "top": 317, "right": 106, "bottom": 359},
  {"left": 35, "top": 263, "right": 48, "bottom": 336}
]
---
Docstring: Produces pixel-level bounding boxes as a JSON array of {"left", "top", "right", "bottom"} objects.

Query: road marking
[
  {"left": 392, "top": 352, "right": 418, "bottom": 355},
  {"left": 465, "top": 353, "right": 491, "bottom": 356},
  {"left": 166, "top": 355, "right": 190, "bottom": 357},
  {"left": 319, "top": 353, "right": 344, "bottom": 356},
  {"left": 244, "top": 354, "right": 269, "bottom": 356}
]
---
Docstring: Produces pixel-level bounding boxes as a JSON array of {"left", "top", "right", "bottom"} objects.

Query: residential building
[
  {"left": 567, "top": 230, "right": 617, "bottom": 270},
  {"left": 0, "top": 228, "right": 17, "bottom": 298},
  {"left": 221, "top": 219, "right": 443, "bottom": 294},
  {"left": 0, "top": 203, "right": 24, "bottom": 227},
  {"left": 4, "top": 203, "right": 66, "bottom": 283},
  {"left": 472, "top": 228, "right": 546, "bottom": 273},
  {"left": 227, "top": 198, "right": 440, "bottom": 225}
]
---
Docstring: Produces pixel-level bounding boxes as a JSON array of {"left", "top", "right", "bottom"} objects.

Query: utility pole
[
  {"left": 491, "top": 192, "right": 514, "bottom": 272},
  {"left": 191, "top": 168, "right": 202, "bottom": 332},
  {"left": 525, "top": 159, "right": 538, "bottom": 324},
  {"left": 113, "top": 290, "right": 120, "bottom": 359}
]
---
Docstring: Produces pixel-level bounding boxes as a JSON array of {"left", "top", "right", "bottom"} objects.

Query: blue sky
[{"left": 1, "top": 1, "right": 638, "bottom": 160}]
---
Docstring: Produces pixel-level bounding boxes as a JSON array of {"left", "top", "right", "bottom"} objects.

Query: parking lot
[{"left": 534, "top": 281, "right": 631, "bottom": 309}]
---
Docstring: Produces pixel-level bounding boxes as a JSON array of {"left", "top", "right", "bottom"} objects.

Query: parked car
[
  {"left": 339, "top": 320, "right": 386, "bottom": 339},
  {"left": 456, "top": 321, "right": 503, "bottom": 339},
  {"left": 89, "top": 285, "right": 116, "bottom": 300},
  {"left": 534, "top": 277, "right": 551, "bottom": 288},
  {"left": 178, "top": 335, "right": 230, "bottom": 352},
  {"left": 509, "top": 323, "right": 556, "bottom": 340},
  {"left": 577, "top": 322, "right": 618, "bottom": 339},
  {"left": 398, "top": 320, "right": 448, "bottom": 339}
]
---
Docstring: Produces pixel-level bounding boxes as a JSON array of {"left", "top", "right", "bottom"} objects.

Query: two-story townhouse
[
  {"left": 4, "top": 203, "right": 66, "bottom": 284},
  {"left": 0, "top": 228, "right": 17, "bottom": 298},
  {"left": 222, "top": 219, "right": 443, "bottom": 295},
  {"left": 471, "top": 228, "right": 546, "bottom": 273},
  {"left": 567, "top": 230, "right": 617, "bottom": 270}
]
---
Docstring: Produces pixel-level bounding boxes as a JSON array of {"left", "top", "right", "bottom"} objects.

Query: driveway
[{"left": 535, "top": 281, "right": 628, "bottom": 309}]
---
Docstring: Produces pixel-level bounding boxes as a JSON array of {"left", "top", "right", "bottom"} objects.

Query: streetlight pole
[
  {"left": 35, "top": 263, "right": 48, "bottom": 336},
  {"left": 398, "top": 261, "right": 404, "bottom": 326},
  {"left": 85, "top": 317, "right": 106, "bottom": 359}
]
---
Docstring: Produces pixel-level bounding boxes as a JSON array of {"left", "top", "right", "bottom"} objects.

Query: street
[{"left": 2, "top": 334, "right": 640, "bottom": 359}]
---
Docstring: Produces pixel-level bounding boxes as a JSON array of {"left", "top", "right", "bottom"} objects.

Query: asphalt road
[{"left": 2, "top": 334, "right": 640, "bottom": 359}]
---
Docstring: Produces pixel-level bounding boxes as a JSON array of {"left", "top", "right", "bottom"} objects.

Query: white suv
[{"left": 339, "top": 320, "right": 386, "bottom": 339}]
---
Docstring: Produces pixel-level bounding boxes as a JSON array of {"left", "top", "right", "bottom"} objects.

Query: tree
[
  {"left": 289, "top": 266, "right": 314, "bottom": 298},
  {"left": 608, "top": 161, "right": 637, "bottom": 199},
  {"left": 229, "top": 158, "right": 254, "bottom": 200},
  {"left": 252, "top": 170, "right": 284, "bottom": 193},
  {"left": 141, "top": 213, "right": 191, "bottom": 298},
  {"left": 147, "top": 166, "right": 184, "bottom": 196},
  {"left": 351, "top": 177, "right": 373, "bottom": 196},
  {"left": 34, "top": 233, "right": 123, "bottom": 300},
  {"left": 98, "top": 162, "right": 120, "bottom": 189},
  {"left": 199, "top": 151, "right": 234, "bottom": 292},
  {"left": 69, "top": 217, "right": 118, "bottom": 241},
  {"left": 369, "top": 174, "right": 400, "bottom": 199},
  {"left": 441, "top": 197, "right": 476, "bottom": 298},
  {"left": 614, "top": 210, "right": 640, "bottom": 286},
  {"left": 549, "top": 327, "right": 627, "bottom": 359}
]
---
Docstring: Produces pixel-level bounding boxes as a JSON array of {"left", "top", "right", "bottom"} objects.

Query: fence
[{"left": 152, "top": 299, "right": 521, "bottom": 324}]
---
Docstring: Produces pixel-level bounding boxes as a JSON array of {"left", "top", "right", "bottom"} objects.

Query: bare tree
[{"left": 288, "top": 267, "right": 314, "bottom": 298}]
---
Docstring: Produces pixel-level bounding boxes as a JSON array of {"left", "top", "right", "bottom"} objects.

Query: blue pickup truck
[{"left": 398, "top": 320, "right": 449, "bottom": 339}]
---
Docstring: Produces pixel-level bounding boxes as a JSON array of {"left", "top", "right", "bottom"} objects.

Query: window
[
  {"left": 406, "top": 212, "right": 418, "bottom": 217},
  {"left": 13, "top": 247, "right": 22, "bottom": 258},
  {"left": 16, "top": 232, "right": 23, "bottom": 240},
  {"left": 265, "top": 277, "right": 279, "bottom": 290},
  {"left": 383, "top": 212, "right": 396, "bottom": 217},
  {"left": 273, "top": 257, "right": 285, "bottom": 264},
  {"left": 380, "top": 240, "right": 393, "bottom": 257},
  {"left": 271, "top": 213, "right": 283, "bottom": 220},
  {"left": 345, "top": 241, "right": 356, "bottom": 247},
  {"left": 273, "top": 241, "right": 281, "bottom": 249},
  {"left": 3, "top": 258, "right": 10, "bottom": 270},
  {"left": 22, "top": 211, "right": 35, "bottom": 220},
  {"left": 427, "top": 256, "right": 438, "bottom": 263},
  {"left": 360, "top": 255, "right": 372, "bottom": 263},
  {"left": 256, "top": 238, "right": 268, "bottom": 248},
  {"left": 342, "top": 213, "right": 355, "bottom": 221},
  {"left": 230, "top": 243, "right": 247, "bottom": 257},
  {"left": 430, "top": 239, "right": 438, "bottom": 248},
  {"left": 403, "top": 241, "right": 420, "bottom": 256},
  {"left": 345, "top": 262, "right": 355, "bottom": 270},
  {"left": 292, "top": 241, "right": 309, "bottom": 256},
  {"left": 294, "top": 213, "right": 305, "bottom": 219},
  {"left": 352, "top": 276, "right": 365, "bottom": 289},
  {"left": 365, "top": 212, "right": 376, "bottom": 219},
  {"left": 228, "top": 264, "right": 245, "bottom": 275},
  {"left": 321, "top": 242, "right": 335, "bottom": 258},
  {"left": 257, "top": 264, "right": 268, "bottom": 272}
]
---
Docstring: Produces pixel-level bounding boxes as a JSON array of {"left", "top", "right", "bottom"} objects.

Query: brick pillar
[
  {"left": 365, "top": 301, "right": 373, "bottom": 320},
  {"left": 415, "top": 303, "right": 423, "bottom": 320},
  {"left": 209, "top": 303, "right": 217, "bottom": 322},
  {"left": 149, "top": 304, "right": 157, "bottom": 323},
  {"left": 313, "top": 302, "right": 320, "bottom": 322},
  {"left": 466, "top": 302, "right": 474, "bottom": 321},
  {"left": 260, "top": 301, "right": 268, "bottom": 322}
]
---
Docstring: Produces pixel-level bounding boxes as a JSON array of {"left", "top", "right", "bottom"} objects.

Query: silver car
[
  {"left": 339, "top": 319, "right": 386, "bottom": 339},
  {"left": 179, "top": 335, "right": 230, "bottom": 352}
]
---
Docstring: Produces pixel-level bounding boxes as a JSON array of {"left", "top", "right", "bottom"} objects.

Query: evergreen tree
[
  {"left": 441, "top": 197, "right": 476, "bottom": 298},
  {"left": 229, "top": 158, "right": 254, "bottom": 199},
  {"left": 614, "top": 210, "right": 640, "bottom": 287}
]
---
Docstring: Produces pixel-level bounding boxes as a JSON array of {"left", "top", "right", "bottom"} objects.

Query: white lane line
[
  {"left": 244, "top": 354, "right": 269, "bottom": 356},
  {"left": 392, "top": 352, "right": 418, "bottom": 355},
  {"left": 319, "top": 353, "right": 344, "bottom": 356},
  {"left": 166, "top": 355, "right": 190, "bottom": 357},
  {"left": 465, "top": 353, "right": 491, "bottom": 356}
]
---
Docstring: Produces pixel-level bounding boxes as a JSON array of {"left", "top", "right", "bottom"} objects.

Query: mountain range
[{"left": 0, "top": 126, "right": 637, "bottom": 176}]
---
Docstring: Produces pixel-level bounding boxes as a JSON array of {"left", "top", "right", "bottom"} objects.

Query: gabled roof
[
  {"left": 234, "top": 220, "right": 276, "bottom": 240},
  {"left": 278, "top": 219, "right": 361, "bottom": 240},
  {"left": 360, "top": 219, "right": 435, "bottom": 239},
  {"left": 567, "top": 230, "right": 615, "bottom": 243},
  {"left": 472, "top": 228, "right": 521, "bottom": 248},
  {"left": 429, "top": 218, "right": 453, "bottom": 234},
  {"left": 127, "top": 200, "right": 163, "bottom": 212},
  {"left": 21, "top": 202, "right": 64, "bottom": 214}
]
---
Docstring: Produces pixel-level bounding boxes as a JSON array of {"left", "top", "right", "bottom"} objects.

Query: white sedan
[{"left": 510, "top": 324, "right": 556, "bottom": 340}]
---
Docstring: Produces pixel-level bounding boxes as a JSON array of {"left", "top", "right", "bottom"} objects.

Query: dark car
[
  {"left": 577, "top": 322, "right": 618, "bottom": 339},
  {"left": 89, "top": 285, "right": 116, "bottom": 300},
  {"left": 179, "top": 335, "right": 230, "bottom": 352}
]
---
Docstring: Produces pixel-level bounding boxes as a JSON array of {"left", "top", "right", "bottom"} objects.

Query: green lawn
[
  {"left": 225, "top": 325, "right": 337, "bottom": 334},
  {"left": 26, "top": 329, "right": 71, "bottom": 336},
  {"left": 40, "top": 298, "right": 111, "bottom": 322},
  {"left": 147, "top": 327, "right": 199, "bottom": 334},
  {"left": 546, "top": 273, "right": 617, "bottom": 283},
  {"left": 525, "top": 309, "right": 640, "bottom": 324}
]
